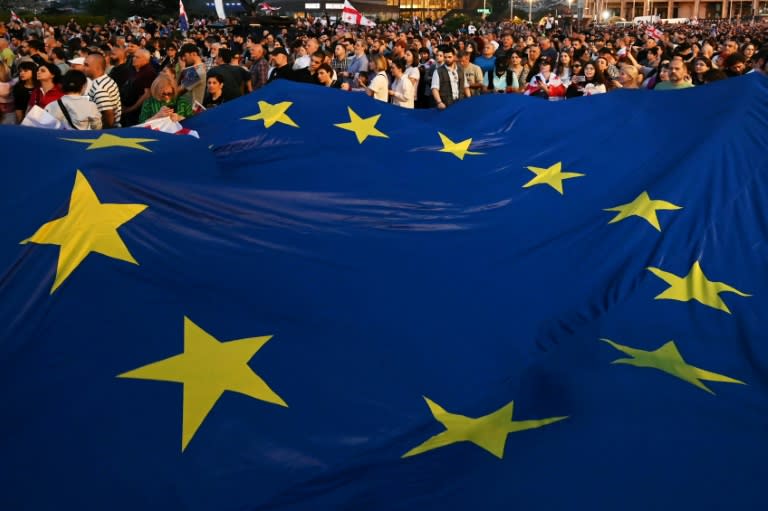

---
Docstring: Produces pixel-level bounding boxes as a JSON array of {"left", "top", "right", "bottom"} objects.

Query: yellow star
[
  {"left": 437, "top": 131, "right": 482, "bottom": 160},
  {"left": 647, "top": 261, "right": 750, "bottom": 314},
  {"left": 333, "top": 107, "right": 388, "bottom": 144},
  {"left": 20, "top": 170, "right": 147, "bottom": 293},
  {"left": 402, "top": 397, "right": 567, "bottom": 459},
  {"left": 601, "top": 338, "right": 746, "bottom": 394},
  {"left": 523, "top": 162, "right": 584, "bottom": 195},
  {"left": 604, "top": 191, "right": 682, "bottom": 231},
  {"left": 61, "top": 133, "right": 158, "bottom": 152},
  {"left": 118, "top": 317, "right": 287, "bottom": 452},
  {"left": 242, "top": 100, "right": 299, "bottom": 128}
]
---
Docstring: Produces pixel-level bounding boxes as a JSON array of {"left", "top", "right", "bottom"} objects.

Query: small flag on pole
[
  {"left": 645, "top": 26, "right": 663, "bottom": 40},
  {"left": 341, "top": 0, "right": 376, "bottom": 27},
  {"left": 10, "top": 10, "right": 23, "bottom": 24},
  {"left": 179, "top": 0, "right": 189, "bottom": 33}
]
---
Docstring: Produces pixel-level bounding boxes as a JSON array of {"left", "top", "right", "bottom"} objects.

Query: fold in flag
[
  {"left": 178, "top": 0, "right": 189, "bottom": 32},
  {"left": 341, "top": 0, "right": 376, "bottom": 27},
  {"left": 1, "top": 75, "right": 768, "bottom": 511},
  {"left": 646, "top": 26, "right": 663, "bottom": 39},
  {"left": 10, "top": 9, "right": 22, "bottom": 24}
]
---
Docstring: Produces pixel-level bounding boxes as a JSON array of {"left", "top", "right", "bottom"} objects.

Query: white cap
[{"left": 68, "top": 57, "right": 85, "bottom": 65}]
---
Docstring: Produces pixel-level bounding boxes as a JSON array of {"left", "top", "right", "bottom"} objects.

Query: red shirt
[{"left": 28, "top": 84, "right": 64, "bottom": 110}]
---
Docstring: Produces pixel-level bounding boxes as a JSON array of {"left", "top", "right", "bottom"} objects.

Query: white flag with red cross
[
  {"left": 10, "top": 10, "right": 23, "bottom": 24},
  {"left": 341, "top": 0, "right": 376, "bottom": 27}
]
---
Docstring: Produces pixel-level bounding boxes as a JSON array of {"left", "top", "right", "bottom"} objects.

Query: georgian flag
[
  {"left": 179, "top": 0, "right": 190, "bottom": 32},
  {"left": 341, "top": 0, "right": 376, "bottom": 27},
  {"left": 645, "top": 26, "right": 663, "bottom": 40},
  {"left": 10, "top": 10, "right": 22, "bottom": 24}
]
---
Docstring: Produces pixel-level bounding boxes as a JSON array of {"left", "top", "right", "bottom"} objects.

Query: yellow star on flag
[
  {"left": 601, "top": 338, "right": 746, "bottom": 394},
  {"left": 242, "top": 100, "right": 299, "bottom": 128},
  {"left": 61, "top": 133, "right": 158, "bottom": 152},
  {"left": 647, "top": 261, "right": 750, "bottom": 314},
  {"left": 334, "top": 107, "right": 388, "bottom": 143},
  {"left": 402, "top": 397, "right": 567, "bottom": 459},
  {"left": 437, "top": 131, "right": 482, "bottom": 160},
  {"left": 523, "top": 162, "right": 584, "bottom": 195},
  {"left": 604, "top": 191, "right": 682, "bottom": 231},
  {"left": 20, "top": 170, "right": 147, "bottom": 293},
  {"left": 118, "top": 317, "right": 287, "bottom": 452}
]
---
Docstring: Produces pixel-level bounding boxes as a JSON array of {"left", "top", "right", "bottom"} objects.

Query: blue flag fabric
[
  {"left": 179, "top": 0, "right": 189, "bottom": 33},
  {"left": 1, "top": 76, "right": 768, "bottom": 510}
]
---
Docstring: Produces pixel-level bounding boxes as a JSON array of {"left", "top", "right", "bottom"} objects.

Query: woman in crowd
[
  {"left": 139, "top": 74, "right": 192, "bottom": 123},
  {"left": 13, "top": 61, "right": 37, "bottom": 123},
  {"left": 28, "top": 61, "right": 63, "bottom": 111},
  {"left": 691, "top": 57, "right": 712, "bottom": 86},
  {"left": 523, "top": 57, "right": 566, "bottom": 100},
  {"left": 615, "top": 64, "right": 642, "bottom": 89},
  {"left": 506, "top": 50, "right": 530, "bottom": 93},
  {"left": 404, "top": 48, "right": 420, "bottom": 91},
  {"left": 487, "top": 56, "right": 512, "bottom": 93},
  {"left": 388, "top": 57, "right": 414, "bottom": 109},
  {"left": 566, "top": 61, "right": 607, "bottom": 98},
  {"left": 364, "top": 54, "right": 389, "bottom": 102},
  {"left": 44, "top": 70, "right": 101, "bottom": 130},
  {"left": 556, "top": 51, "right": 574, "bottom": 87},
  {"left": 0, "top": 61, "right": 16, "bottom": 125},
  {"left": 202, "top": 74, "right": 225, "bottom": 108}
]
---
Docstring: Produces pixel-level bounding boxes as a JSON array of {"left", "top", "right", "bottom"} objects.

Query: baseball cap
[{"left": 68, "top": 57, "right": 85, "bottom": 65}]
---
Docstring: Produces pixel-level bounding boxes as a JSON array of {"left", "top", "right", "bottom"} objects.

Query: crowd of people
[{"left": 0, "top": 13, "right": 766, "bottom": 129}]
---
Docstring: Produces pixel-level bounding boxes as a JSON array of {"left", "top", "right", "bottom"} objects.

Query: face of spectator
[
  {"left": 443, "top": 52, "right": 455, "bottom": 67},
  {"left": 132, "top": 52, "right": 150, "bottom": 69},
  {"left": 405, "top": 50, "right": 416, "bottom": 66},
  {"left": 743, "top": 45, "right": 755, "bottom": 58},
  {"left": 724, "top": 40, "right": 738, "bottom": 55},
  {"left": 560, "top": 52, "right": 570, "bottom": 65},
  {"left": 206, "top": 77, "right": 222, "bottom": 95},
  {"left": 502, "top": 35, "right": 513, "bottom": 49},
  {"left": 694, "top": 59, "right": 709, "bottom": 74},
  {"left": 316, "top": 68, "right": 331, "bottom": 84},
  {"left": 668, "top": 60, "right": 686, "bottom": 82},
  {"left": 618, "top": 66, "right": 635, "bottom": 86},
  {"left": 730, "top": 61, "right": 746, "bottom": 74},
  {"left": 509, "top": 53, "right": 522, "bottom": 67},
  {"left": 572, "top": 61, "right": 582, "bottom": 74},
  {"left": 483, "top": 44, "right": 494, "bottom": 57},
  {"left": 335, "top": 45, "right": 346, "bottom": 59},
  {"left": 596, "top": 58, "right": 608, "bottom": 70},
  {"left": 19, "top": 42, "right": 29, "bottom": 55},
  {"left": 584, "top": 63, "right": 595, "bottom": 79},
  {"left": 157, "top": 84, "right": 175, "bottom": 102},
  {"left": 540, "top": 61, "right": 552, "bottom": 76},
  {"left": 19, "top": 67, "right": 34, "bottom": 83},
  {"left": 435, "top": 51, "right": 444, "bottom": 65},
  {"left": 528, "top": 47, "right": 540, "bottom": 61},
  {"left": 37, "top": 66, "right": 54, "bottom": 82},
  {"left": 310, "top": 55, "right": 322, "bottom": 72}
]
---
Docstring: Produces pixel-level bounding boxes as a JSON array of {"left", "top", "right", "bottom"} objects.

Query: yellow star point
[
  {"left": 604, "top": 191, "right": 682, "bottom": 231},
  {"left": 61, "top": 133, "right": 157, "bottom": 152},
  {"left": 333, "top": 107, "right": 389, "bottom": 143},
  {"left": 601, "top": 338, "right": 746, "bottom": 394},
  {"left": 437, "top": 131, "right": 482, "bottom": 160},
  {"left": 20, "top": 170, "right": 147, "bottom": 293},
  {"left": 523, "top": 162, "right": 584, "bottom": 195},
  {"left": 402, "top": 396, "right": 567, "bottom": 459},
  {"left": 242, "top": 100, "right": 299, "bottom": 128},
  {"left": 118, "top": 317, "right": 287, "bottom": 452},
  {"left": 647, "top": 261, "right": 750, "bottom": 314}
]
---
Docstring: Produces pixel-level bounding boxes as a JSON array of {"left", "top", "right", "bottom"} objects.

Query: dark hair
[
  {"left": 28, "top": 40, "right": 45, "bottom": 53},
  {"left": 178, "top": 43, "right": 200, "bottom": 56},
  {"left": 391, "top": 57, "right": 407, "bottom": 72},
  {"left": 61, "top": 69, "right": 88, "bottom": 93},
  {"left": 703, "top": 68, "right": 728, "bottom": 83},
  {"left": 51, "top": 47, "right": 67, "bottom": 61},
  {"left": 317, "top": 62, "right": 333, "bottom": 75},
  {"left": 17, "top": 60, "right": 38, "bottom": 73},
  {"left": 207, "top": 73, "right": 224, "bottom": 84},
  {"left": 217, "top": 47, "right": 232, "bottom": 63},
  {"left": 38, "top": 62, "right": 62, "bottom": 84}
]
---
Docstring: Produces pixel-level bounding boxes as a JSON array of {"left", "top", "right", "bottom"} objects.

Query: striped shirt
[{"left": 87, "top": 74, "right": 122, "bottom": 127}]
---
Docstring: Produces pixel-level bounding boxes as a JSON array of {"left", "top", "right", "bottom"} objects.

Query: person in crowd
[
  {"left": 557, "top": 51, "right": 574, "bottom": 87},
  {"left": 691, "top": 57, "right": 712, "bottom": 85},
  {"left": 404, "top": 48, "right": 420, "bottom": 92},
  {"left": 655, "top": 58, "right": 694, "bottom": 90},
  {"left": 13, "top": 61, "right": 38, "bottom": 123},
  {"left": 177, "top": 44, "right": 207, "bottom": 108},
  {"left": 431, "top": 46, "right": 470, "bottom": 109},
  {"left": 45, "top": 70, "right": 101, "bottom": 130},
  {"left": 202, "top": 74, "right": 225, "bottom": 109},
  {"left": 121, "top": 48, "right": 157, "bottom": 126},
  {"left": 247, "top": 42, "right": 269, "bottom": 91},
  {"left": 267, "top": 47, "right": 294, "bottom": 83},
  {"left": 0, "top": 61, "right": 16, "bottom": 125},
  {"left": 388, "top": 57, "right": 415, "bottom": 109},
  {"left": 474, "top": 43, "right": 496, "bottom": 89},
  {"left": 139, "top": 74, "right": 192, "bottom": 123},
  {"left": 506, "top": 50, "right": 530, "bottom": 93},
  {"left": 566, "top": 61, "right": 607, "bottom": 98},
  {"left": 28, "top": 61, "right": 63, "bottom": 111},
  {"left": 84, "top": 53, "right": 121, "bottom": 128},
  {"left": 365, "top": 54, "right": 389, "bottom": 102},
  {"left": 316, "top": 63, "right": 342, "bottom": 89},
  {"left": 614, "top": 64, "right": 642, "bottom": 90},
  {"left": 524, "top": 56, "right": 566, "bottom": 100},
  {"left": 209, "top": 47, "right": 251, "bottom": 100}
]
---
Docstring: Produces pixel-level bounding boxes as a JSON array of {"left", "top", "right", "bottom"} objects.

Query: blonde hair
[
  {"left": 371, "top": 54, "right": 387, "bottom": 72},
  {"left": 0, "top": 61, "right": 9, "bottom": 82},
  {"left": 620, "top": 64, "right": 642, "bottom": 88},
  {"left": 150, "top": 74, "right": 178, "bottom": 101}
]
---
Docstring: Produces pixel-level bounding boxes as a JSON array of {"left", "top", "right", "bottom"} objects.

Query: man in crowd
[
  {"left": 431, "top": 46, "right": 470, "bottom": 110},
  {"left": 85, "top": 53, "right": 121, "bottom": 128}
]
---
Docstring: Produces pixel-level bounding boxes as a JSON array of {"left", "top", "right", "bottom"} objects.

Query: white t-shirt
[
  {"left": 368, "top": 71, "right": 389, "bottom": 102},
  {"left": 390, "top": 75, "right": 415, "bottom": 108},
  {"left": 45, "top": 95, "right": 102, "bottom": 130}
]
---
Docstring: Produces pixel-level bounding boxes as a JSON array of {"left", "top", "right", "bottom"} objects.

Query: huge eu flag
[{"left": 1, "top": 75, "right": 768, "bottom": 510}]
